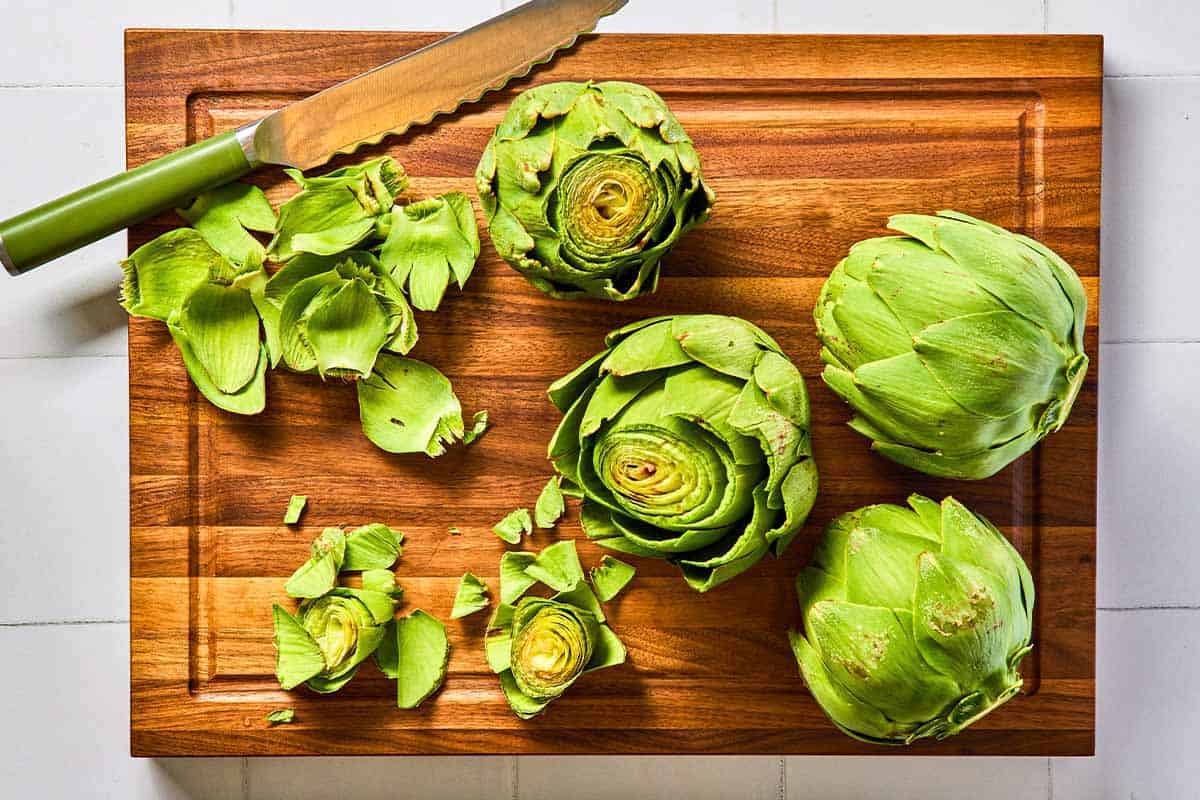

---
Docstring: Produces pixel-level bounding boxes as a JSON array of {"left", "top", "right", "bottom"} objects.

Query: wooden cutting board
[{"left": 128, "top": 31, "right": 1100, "bottom": 757}]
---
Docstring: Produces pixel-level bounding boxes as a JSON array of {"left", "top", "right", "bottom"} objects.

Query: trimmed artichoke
[
  {"left": 476, "top": 81, "right": 714, "bottom": 301},
  {"left": 816, "top": 210, "right": 1088, "bottom": 480},
  {"left": 547, "top": 314, "right": 818, "bottom": 592},
  {"left": 272, "top": 587, "right": 396, "bottom": 693},
  {"left": 509, "top": 598, "right": 598, "bottom": 701},
  {"left": 790, "top": 494, "right": 1035, "bottom": 745}
]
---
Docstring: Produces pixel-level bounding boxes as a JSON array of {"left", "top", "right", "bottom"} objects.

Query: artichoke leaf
[
  {"left": 395, "top": 610, "right": 450, "bottom": 709},
  {"left": 379, "top": 193, "right": 481, "bottom": 311},
  {"left": 167, "top": 315, "right": 267, "bottom": 416},
  {"left": 272, "top": 605, "right": 326, "bottom": 691},
  {"left": 500, "top": 552, "right": 537, "bottom": 605},
  {"left": 357, "top": 355, "right": 465, "bottom": 456},
  {"left": 120, "top": 229, "right": 230, "bottom": 322},
  {"left": 343, "top": 523, "right": 403, "bottom": 571},
  {"left": 177, "top": 182, "right": 276, "bottom": 266},
  {"left": 524, "top": 540, "right": 585, "bottom": 592},
  {"left": 534, "top": 477, "right": 566, "bottom": 529},
  {"left": 283, "top": 494, "right": 307, "bottom": 525},
  {"left": 493, "top": 508, "right": 533, "bottom": 544},
  {"left": 589, "top": 555, "right": 635, "bottom": 602},
  {"left": 179, "top": 282, "right": 262, "bottom": 394},
  {"left": 451, "top": 572, "right": 491, "bottom": 619}
]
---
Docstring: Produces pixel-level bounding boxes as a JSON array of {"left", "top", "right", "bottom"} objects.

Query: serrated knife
[{"left": 0, "top": 0, "right": 627, "bottom": 276}]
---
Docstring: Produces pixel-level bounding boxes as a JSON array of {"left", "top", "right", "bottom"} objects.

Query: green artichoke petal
[
  {"left": 379, "top": 193, "right": 480, "bottom": 312},
  {"left": 841, "top": 521, "right": 934, "bottom": 609},
  {"left": 889, "top": 212, "right": 1073, "bottom": 344},
  {"left": 790, "top": 629, "right": 897, "bottom": 743},
  {"left": 829, "top": 275, "right": 913, "bottom": 368},
  {"left": 499, "top": 552, "right": 538, "bottom": 605},
  {"left": 278, "top": 270, "right": 343, "bottom": 373},
  {"left": 795, "top": 565, "right": 848, "bottom": 623},
  {"left": 670, "top": 315, "right": 765, "bottom": 380},
  {"left": 343, "top": 523, "right": 403, "bottom": 571},
  {"left": 357, "top": 355, "right": 465, "bottom": 457},
  {"left": 485, "top": 629, "right": 512, "bottom": 673},
  {"left": 304, "top": 278, "right": 390, "bottom": 379},
  {"left": 499, "top": 669, "right": 554, "bottom": 719},
  {"left": 589, "top": 555, "right": 636, "bottom": 603},
  {"left": 524, "top": 540, "right": 585, "bottom": 593},
  {"left": 596, "top": 532, "right": 671, "bottom": 560},
  {"left": 610, "top": 510, "right": 732, "bottom": 554},
  {"left": 552, "top": 581, "right": 606, "bottom": 623},
  {"left": 678, "top": 486, "right": 773, "bottom": 592},
  {"left": 272, "top": 605, "right": 326, "bottom": 691},
  {"left": 912, "top": 551, "right": 1015, "bottom": 691},
  {"left": 310, "top": 527, "right": 347, "bottom": 566},
  {"left": 548, "top": 350, "right": 606, "bottom": 414},
  {"left": 872, "top": 430, "right": 1043, "bottom": 481},
  {"left": 806, "top": 600, "right": 962, "bottom": 724},
  {"left": 584, "top": 623, "right": 627, "bottom": 672},
  {"left": 177, "top": 182, "right": 276, "bottom": 266},
  {"left": 664, "top": 364, "right": 761, "bottom": 465},
  {"left": 914, "top": 310, "right": 1067, "bottom": 419},
  {"left": 120, "top": 228, "right": 230, "bottom": 322},
  {"left": 166, "top": 315, "right": 268, "bottom": 416},
  {"left": 395, "top": 610, "right": 450, "bottom": 709},
  {"left": 764, "top": 457, "right": 819, "bottom": 556},
  {"left": 451, "top": 572, "right": 491, "bottom": 620},
  {"left": 579, "top": 371, "right": 659, "bottom": 438},
  {"left": 906, "top": 494, "right": 944, "bottom": 538},
  {"left": 599, "top": 318, "right": 690, "bottom": 377}
]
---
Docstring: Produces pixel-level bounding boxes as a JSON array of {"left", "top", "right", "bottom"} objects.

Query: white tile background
[{"left": 0, "top": 0, "right": 1192, "bottom": 797}]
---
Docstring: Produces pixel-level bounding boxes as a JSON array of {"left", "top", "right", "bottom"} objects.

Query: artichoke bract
[
  {"left": 476, "top": 81, "right": 714, "bottom": 301},
  {"left": 547, "top": 314, "right": 819, "bottom": 592},
  {"left": 816, "top": 210, "right": 1089, "bottom": 480},
  {"left": 273, "top": 587, "right": 395, "bottom": 694},
  {"left": 789, "top": 494, "right": 1035, "bottom": 745}
]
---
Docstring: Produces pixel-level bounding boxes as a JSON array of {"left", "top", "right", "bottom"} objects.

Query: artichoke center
[
  {"left": 596, "top": 425, "right": 714, "bottom": 518},
  {"left": 556, "top": 154, "right": 664, "bottom": 262}
]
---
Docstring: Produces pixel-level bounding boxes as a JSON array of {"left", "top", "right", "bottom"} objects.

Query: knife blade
[{"left": 0, "top": 0, "right": 627, "bottom": 276}]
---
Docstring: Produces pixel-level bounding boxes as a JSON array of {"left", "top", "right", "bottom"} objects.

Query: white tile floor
[{"left": 0, "top": 1, "right": 1193, "bottom": 797}]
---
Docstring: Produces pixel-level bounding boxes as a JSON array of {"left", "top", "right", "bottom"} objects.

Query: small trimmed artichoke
[
  {"left": 816, "top": 210, "right": 1089, "bottom": 479},
  {"left": 547, "top": 314, "right": 818, "bottom": 592},
  {"left": 273, "top": 587, "right": 396, "bottom": 693},
  {"left": 509, "top": 598, "right": 598, "bottom": 701},
  {"left": 476, "top": 81, "right": 714, "bottom": 301},
  {"left": 790, "top": 494, "right": 1034, "bottom": 745}
]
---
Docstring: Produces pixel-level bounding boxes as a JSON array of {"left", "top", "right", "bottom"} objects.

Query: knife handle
[{"left": 0, "top": 129, "right": 256, "bottom": 276}]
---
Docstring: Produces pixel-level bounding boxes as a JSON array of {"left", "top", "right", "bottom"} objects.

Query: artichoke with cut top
[
  {"left": 272, "top": 587, "right": 396, "bottom": 693},
  {"left": 476, "top": 81, "right": 714, "bottom": 301},
  {"left": 815, "top": 210, "right": 1089, "bottom": 479},
  {"left": 547, "top": 314, "right": 818, "bottom": 592},
  {"left": 789, "top": 494, "right": 1035, "bottom": 745}
]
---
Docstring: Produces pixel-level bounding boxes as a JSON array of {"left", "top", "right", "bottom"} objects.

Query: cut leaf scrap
[
  {"left": 265, "top": 708, "right": 295, "bottom": 725},
  {"left": 500, "top": 551, "right": 537, "bottom": 604},
  {"left": 524, "top": 540, "right": 584, "bottom": 593},
  {"left": 464, "top": 410, "right": 489, "bottom": 445},
  {"left": 343, "top": 523, "right": 403, "bottom": 571},
  {"left": 534, "top": 477, "right": 565, "bottom": 529},
  {"left": 395, "top": 610, "right": 450, "bottom": 709},
  {"left": 493, "top": 508, "right": 532, "bottom": 545},
  {"left": 358, "top": 355, "right": 466, "bottom": 457},
  {"left": 590, "top": 555, "right": 636, "bottom": 602},
  {"left": 451, "top": 572, "right": 491, "bottom": 619},
  {"left": 379, "top": 192, "right": 481, "bottom": 311},
  {"left": 283, "top": 494, "right": 307, "bottom": 525},
  {"left": 178, "top": 182, "right": 276, "bottom": 266}
]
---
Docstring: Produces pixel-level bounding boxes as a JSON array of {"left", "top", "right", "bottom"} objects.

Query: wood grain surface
[{"left": 127, "top": 31, "right": 1101, "bottom": 757}]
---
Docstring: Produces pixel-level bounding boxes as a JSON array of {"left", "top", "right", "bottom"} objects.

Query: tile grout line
[
  {"left": 1047, "top": 758, "right": 1054, "bottom": 800},
  {"left": 1041, "top": 0, "right": 1049, "bottom": 34},
  {"left": 778, "top": 756, "right": 787, "bottom": 800},
  {"left": 0, "top": 618, "right": 127, "bottom": 627},
  {"left": 0, "top": 354, "right": 127, "bottom": 361},
  {"left": 1098, "top": 605, "right": 1200, "bottom": 612},
  {"left": 510, "top": 755, "right": 519, "bottom": 800},
  {"left": 0, "top": 83, "right": 122, "bottom": 89},
  {"left": 241, "top": 757, "right": 250, "bottom": 800}
]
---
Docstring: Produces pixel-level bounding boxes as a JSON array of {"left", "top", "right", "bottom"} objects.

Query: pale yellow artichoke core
[
  {"left": 597, "top": 428, "right": 709, "bottom": 513},
  {"left": 305, "top": 601, "right": 359, "bottom": 669},
  {"left": 514, "top": 612, "right": 587, "bottom": 689},
  {"left": 558, "top": 154, "right": 661, "bottom": 257}
]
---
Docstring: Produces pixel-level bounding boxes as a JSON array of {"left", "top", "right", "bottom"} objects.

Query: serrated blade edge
[{"left": 251, "top": 0, "right": 626, "bottom": 170}]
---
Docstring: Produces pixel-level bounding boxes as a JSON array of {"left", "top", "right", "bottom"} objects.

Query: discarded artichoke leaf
[
  {"left": 448, "top": 526, "right": 462, "bottom": 536},
  {"left": 450, "top": 572, "right": 491, "bottom": 619},
  {"left": 265, "top": 708, "right": 295, "bottom": 725},
  {"left": 525, "top": 540, "right": 584, "bottom": 593},
  {"left": 379, "top": 192, "right": 481, "bottom": 311},
  {"left": 120, "top": 228, "right": 232, "bottom": 322},
  {"left": 283, "top": 494, "right": 307, "bottom": 525},
  {"left": 464, "top": 410, "right": 490, "bottom": 445},
  {"left": 485, "top": 630, "right": 512, "bottom": 673},
  {"left": 373, "top": 620, "right": 399, "bottom": 678},
  {"left": 493, "top": 508, "right": 532, "bottom": 544},
  {"left": 585, "top": 622, "right": 628, "bottom": 672},
  {"left": 284, "top": 551, "right": 340, "bottom": 599},
  {"left": 534, "top": 477, "right": 566, "bottom": 529},
  {"left": 361, "top": 568, "right": 402, "bottom": 598},
  {"left": 178, "top": 182, "right": 276, "bottom": 266},
  {"left": 343, "top": 523, "right": 403, "bottom": 571},
  {"left": 272, "top": 605, "right": 326, "bottom": 690},
  {"left": 166, "top": 314, "right": 267, "bottom": 416},
  {"left": 498, "top": 670, "right": 553, "bottom": 719},
  {"left": 488, "top": 602, "right": 516, "bottom": 631},
  {"left": 396, "top": 610, "right": 450, "bottom": 709},
  {"left": 304, "top": 279, "right": 391, "bottom": 379},
  {"left": 268, "top": 157, "right": 407, "bottom": 262},
  {"left": 310, "top": 527, "right": 347, "bottom": 565},
  {"left": 357, "top": 355, "right": 466, "bottom": 456},
  {"left": 590, "top": 555, "right": 636, "bottom": 602},
  {"left": 499, "top": 552, "right": 537, "bottom": 605},
  {"left": 179, "top": 282, "right": 262, "bottom": 394}
]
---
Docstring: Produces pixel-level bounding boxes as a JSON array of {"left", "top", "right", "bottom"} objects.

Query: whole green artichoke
[
  {"left": 548, "top": 314, "right": 818, "bottom": 592},
  {"left": 815, "top": 211, "right": 1088, "bottom": 479},
  {"left": 789, "top": 494, "right": 1034, "bottom": 745},
  {"left": 476, "top": 81, "right": 714, "bottom": 301}
]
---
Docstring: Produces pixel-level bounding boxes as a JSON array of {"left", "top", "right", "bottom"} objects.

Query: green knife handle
[{"left": 0, "top": 129, "right": 256, "bottom": 276}]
